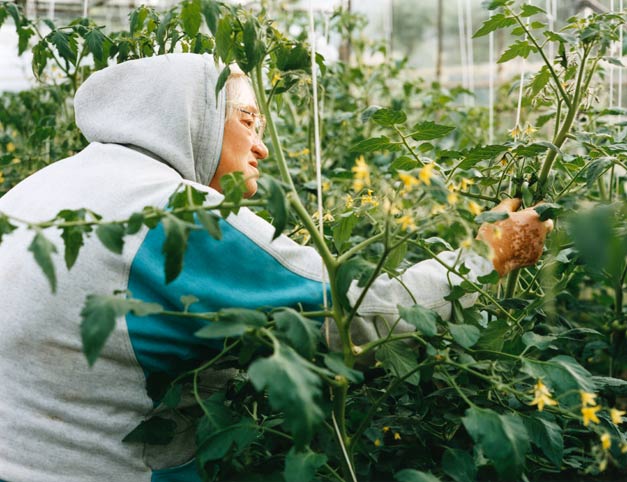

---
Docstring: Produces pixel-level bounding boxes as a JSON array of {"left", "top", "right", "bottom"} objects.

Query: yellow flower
[
  {"left": 322, "top": 181, "right": 331, "bottom": 192},
  {"left": 600, "top": 432, "right": 612, "bottom": 451},
  {"left": 397, "top": 215, "right": 416, "bottom": 231},
  {"left": 394, "top": 432, "right": 401, "bottom": 441},
  {"left": 599, "top": 458, "right": 608, "bottom": 472},
  {"left": 581, "top": 405, "right": 601, "bottom": 426},
  {"left": 11, "top": 157, "right": 20, "bottom": 164},
  {"left": 529, "top": 379, "right": 558, "bottom": 412},
  {"left": 271, "top": 71, "right": 282, "bottom": 85},
  {"left": 382, "top": 426, "right": 390, "bottom": 433},
  {"left": 312, "top": 211, "right": 334, "bottom": 222},
  {"left": 383, "top": 198, "right": 400, "bottom": 216},
  {"left": 374, "top": 438, "right": 382, "bottom": 447},
  {"left": 523, "top": 123, "right": 537, "bottom": 136},
  {"left": 345, "top": 195, "right": 354, "bottom": 209},
  {"left": 508, "top": 124, "right": 522, "bottom": 139},
  {"left": 352, "top": 156, "right": 371, "bottom": 192},
  {"left": 398, "top": 172, "right": 419, "bottom": 192},
  {"left": 460, "top": 238, "right": 473, "bottom": 249},
  {"left": 611, "top": 408, "right": 625, "bottom": 425},
  {"left": 460, "top": 178, "right": 474, "bottom": 190},
  {"left": 6, "top": 142, "right": 15, "bottom": 153},
  {"left": 467, "top": 201, "right": 482, "bottom": 216},
  {"left": 430, "top": 204, "right": 446, "bottom": 215},
  {"left": 361, "top": 190, "right": 379, "bottom": 208},
  {"left": 0, "top": 173, "right": 4, "bottom": 184},
  {"left": 447, "top": 191, "right": 459, "bottom": 205},
  {"left": 418, "top": 162, "right": 435, "bottom": 186},
  {"left": 621, "top": 442, "right": 627, "bottom": 454},
  {"left": 580, "top": 391, "right": 597, "bottom": 407}
]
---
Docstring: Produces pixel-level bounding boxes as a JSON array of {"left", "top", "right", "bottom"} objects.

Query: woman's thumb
[{"left": 491, "top": 198, "right": 521, "bottom": 213}]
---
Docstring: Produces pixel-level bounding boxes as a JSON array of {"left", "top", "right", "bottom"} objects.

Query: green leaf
[
  {"left": 350, "top": 136, "right": 400, "bottom": 153},
  {"left": 372, "top": 108, "right": 407, "bottom": 126},
  {"left": 201, "top": 0, "right": 221, "bottom": 35},
  {"left": 520, "top": 4, "right": 546, "bottom": 16},
  {"left": 196, "top": 210, "right": 222, "bottom": 240},
  {"left": 219, "top": 171, "right": 247, "bottom": 215},
  {"left": 512, "top": 143, "right": 549, "bottom": 157},
  {"left": 123, "top": 416, "right": 177, "bottom": 445},
  {"left": 398, "top": 304, "right": 439, "bottom": 337},
  {"left": 84, "top": 28, "right": 106, "bottom": 63},
  {"left": 523, "top": 414, "right": 563, "bottom": 467},
  {"left": 522, "top": 355, "right": 595, "bottom": 406},
  {"left": 336, "top": 257, "right": 375, "bottom": 310},
  {"left": 274, "top": 308, "right": 320, "bottom": 359},
  {"left": 521, "top": 332, "right": 557, "bottom": 351},
  {"left": 80, "top": 295, "right": 162, "bottom": 366},
  {"left": 29, "top": 231, "right": 58, "bottom": 293},
  {"left": 442, "top": 448, "right": 477, "bottom": 482},
  {"left": 528, "top": 65, "right": 551, "bottom": 99},
  {"left": 17, "top": 26, "right": 34, "bottom": 55},
  {"left": 181, "top": 0, "right": 201, "bottom": 37},
  {"left": 242, "top": 19, "right": 264, "bottom": 72},
  {"left": 261, "top": 177, "right": 288, "bottom": 240},
  {"left": 475, "top": 319, "right": 510, "bottom": 352},
  {"left": 375, "top": 341, "right": 421, "bottom": 385},
  {"left": 410, "top": 121, "right": 455, "bottom": 141},
  {"left": 161, "top": 215, "right": 189, "bottom": 284},
  {"left": 448, "top": 323, "right": 480, "bottom": 348},
  {"left": 533, "top": 203, "right": 562, "bottom": 221},
  {"left": 49, "top": 30, "right": 77, "bottom": 65},
  {"left": 249, "top": 345, "right": 324, "bottom": 448},
  {"left": 126, "top": 212, "right": 144, "bottom": 234},
  {"left": 473, "top": 13, "right": 516, "bottom": 38},
  {"left": 215, "top": 64, "right": 231, "bottom": 99},
  {"left": 474, "top": 211, "right": 508, "bottom": 224},
  {"left": 284, "top": 447, "right": 327, "bottom": 482},
  {"left": 394, "top": 469, "right": 441, "bottom": 482},
  {"left": 0, "top": 6, "right": 8, "bottom": 29},
  {"left": 32, "top": 40, "right": 50, "bottom": 78},
  {"left": 96, "top": 223, "right": 125, "bottom": 254},
  {"left": 498, "top": 39, "right": 536, "bottom": 63},
  {"left": 477, "top": 270, "right": 499, "bottom": 284},
  {"left": 390, "top": 156, "right": 420, "bottom": 172},
  {"left": 129, "top": 6, "right": 148, "bottom": 36},
  {"left": 323, "top": 352, "right": 364, "bottom": 384},
  {"left": 459, "top": 145, "right": 508, "bottom": 169},
  {"left": 161, "top": 383, "right": 182, "bottom": 408},
  {"left": 585, "top": 157, "right": 613, "bottom": 188},
  {"left": 462, "top": 407, "right": 530, "bottom": 479},
  {"left": 0, "top": 215, "right": 17, "bottom": 243},
  {"left": 195, "top": 308, "right": 267, "bottom": 339},
  {"left": 215, "top": 16, "right": 233, "bottom": 63},
  {"left": 333, "top": 213, "right": 358, "bottom": 249}
]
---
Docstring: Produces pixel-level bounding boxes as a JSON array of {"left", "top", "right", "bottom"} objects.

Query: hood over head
[{"left": 74, "top": 53, "right": 226, "bottom": 185}]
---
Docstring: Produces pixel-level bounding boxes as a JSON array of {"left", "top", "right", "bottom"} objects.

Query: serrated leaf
[
  {"left": 473, "top": 13, "right": 516, "bottom": 38},
  {"left": 323, "top": 352, "right": 364, "bottom": 383},
  {"left": 394, "top": 469, "right": 441, "bottom": 482},
  {"left": 336, "top": 257, "right": 375, "bottom": 310},
  {"left": 448, "top": 323, "right": 480, "bottom": 348},
  {"left": 462, "top": 407, "right": 530, "bottom": 479},
  {"left": 274, "top": 308, "right": 320, "bottom": 359},
  {"left": 197, "top": 210, "right": 222, "bottom": 240},
  {"left": 123, "top": 416, "right": 177, "bottom": 445},
  {"left": 410, "top": 121, "right": 455, "bottom": 141},
  {"left": 398, "top": 304, "right": 439, "bottom": 337},
  {"left": 17, "top": 26, "right": 34, "bottom": 55},
  {"left": 96, "top": 223, "right": 125, "bottom": 254},
  {"left": 261, "top": 177, "right": 288, "bottom": 239},
  {"left": 361, "top": 105, "right": 381, "bottom": 122},
  {"left": 442, "top": 448, "right": 477, "bottom": 482},
  {"left": 376, "top": 341, "right": 421, "bottom": 385},
  {"left": 528, "top": 65, "right": 550, "bottom": 99},
  {"left": 49, "top": 30, "right": 77, "bottom": 65},
  {"left": 523, "top": 414, "right": 563, "bottom": 467},
  {"left": 29, "top": 231, "right": 58, "bottom": 292},
  {"left": 161, "top": 215, "right": 189, "bottom": 284},
  {"left": 459, "top": 145, "right": 508, "bottom": 169},
  {"left": 390, "top": 156, "right": 419, "bottom": 172},
  {"left": 80, "top": 295, "right": 162, "bottom": 366},
  {"left": 533, "top": 203, "right": 562, "bottom": 221},
  {"left": 520, "top": 4, "right": 546, "bottom": 16},
  {"left": 201, "top": 0, "right": 221, "bottom": 35},
  {"left": 195, "top": 308, "right": 267, "bottom": 339},
  {"left": 522, "top": 332, "right": 557, "bottom": 351},
  {"left": 477, "top": 270, "right": 499, "bottom": 284},
  {"left": 84, "top": 28, "right": 106, "bottom": 63},
  {"left": 350, "top": 136, "right": 400, "bottom": 153},
  {"left": 372, "top": 108, "right": 407, "bottom": 126},
  {"left": 498, "top": 39, "right": 536, "bottom": 63},
  {"left": 181, "top": 0, "right": 201, "bottom": 37},
  {"left": 249, "top": 345, "right": 324, "bottom": 448},
  {"left": 333, "top": 213, "right": 358, "bottom": 249},
  {"left": 512, "top": 143, "right": 549, "bottom": 157},
  {"left": 474, "top": 211, "right": 508, "bottom": 224},
  {"left": 284, "top": 446, "right": 327, "bottom": 482},
  {"left": 215, "top": 16, "right": 233, "bottom": 63},
  {"left": 585, "top": 157, "right": 613, "bottom": 188}
]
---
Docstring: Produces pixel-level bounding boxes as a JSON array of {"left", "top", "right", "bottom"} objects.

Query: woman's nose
[{"left": 252, "top": 138, "right": 269, "bottom": 160}]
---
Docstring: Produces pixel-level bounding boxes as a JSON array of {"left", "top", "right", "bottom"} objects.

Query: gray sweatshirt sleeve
[{"left": 326, "top": 249, "right": 494, "bottom": 347}]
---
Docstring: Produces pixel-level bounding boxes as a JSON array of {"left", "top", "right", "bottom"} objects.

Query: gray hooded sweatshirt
[{"left": 0, "top": 53, "right": 490, "bottom": 482}]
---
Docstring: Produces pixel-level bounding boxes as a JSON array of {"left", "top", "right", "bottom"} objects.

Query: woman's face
[{"left": 210, "top": 84, "right": 269, "bottom": 198}]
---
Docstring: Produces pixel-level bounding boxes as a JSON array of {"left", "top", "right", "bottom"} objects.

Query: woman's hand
[{"left": 477, "top": 198, "right": 553, "bottom": 277}]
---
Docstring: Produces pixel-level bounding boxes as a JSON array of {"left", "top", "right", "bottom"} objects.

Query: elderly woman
[{"left": 0, "top": 54, "right": 551, "bottom": 481}]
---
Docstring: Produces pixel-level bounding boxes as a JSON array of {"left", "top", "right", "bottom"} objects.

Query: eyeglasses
[{"left": 234, "top": 106, "right": 266, "bottom": 139}]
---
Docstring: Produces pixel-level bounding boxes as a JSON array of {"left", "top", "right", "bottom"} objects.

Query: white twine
[
  {"left": 609, "top": 0, "right": 615, "bottom": 107},
  {"left": 48, "top": 0, "right": 56, "bottom": 22},
  {"left": 488, "top": 13, "right": 495, "bottom": 144},
  {"left": 83, "top": 0, "right": 88, "bottom": 18},
  {"left": 546, "top": 0, "right": 555, "bottom": 61},
  {"left": 308, "top": 1, "right": 328, "bottom": 313},
  {"left": 465, "top": 0, "right": 475, "bottom": 106},
  {"left": 457, "top": 0, "right": 469, "bottom": 105},
  {"left": 618, "top": 0, "right": 624, "bottom": 111}
]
